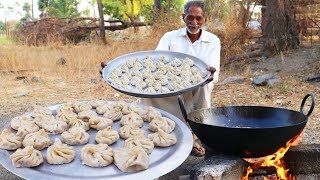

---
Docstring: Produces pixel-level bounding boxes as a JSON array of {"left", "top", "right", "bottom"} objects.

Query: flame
[{"left": 242, "top": 132, "right": 302, "bottom": 180}]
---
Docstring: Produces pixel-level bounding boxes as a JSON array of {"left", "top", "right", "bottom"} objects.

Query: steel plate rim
[{"left": 0, "top": 102, "right": 193, "bottom": 180}]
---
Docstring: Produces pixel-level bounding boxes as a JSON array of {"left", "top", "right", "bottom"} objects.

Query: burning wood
[{"left": 242, "top": 132, "right": 302, "bottom": 180}]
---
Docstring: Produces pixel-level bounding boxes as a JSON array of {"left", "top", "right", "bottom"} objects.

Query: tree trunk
[
  {"left": 167, "top": 0, "right": 171, "bottom": 14},
  {"left": 32, "top": 0, "right": 34, "bottom": 20},
  {"left": 97, "top": 0, "right": 106, "bottom": 44},
  {"left": 261, "top": 0, "right": 300, "bottom": 57}
]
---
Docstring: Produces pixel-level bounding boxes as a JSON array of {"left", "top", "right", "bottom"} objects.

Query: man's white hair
[{"left": 184, "top": 0, "right": 206, "bottom": 15}]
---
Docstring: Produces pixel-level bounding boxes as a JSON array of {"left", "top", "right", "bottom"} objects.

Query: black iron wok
[{"left": 178, "top": 94, "right": 315, "bottom": 158}]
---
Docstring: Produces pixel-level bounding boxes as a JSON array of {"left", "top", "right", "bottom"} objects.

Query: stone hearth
[{"left": 160, "top": 144, "right": 320, "bottom": 180}]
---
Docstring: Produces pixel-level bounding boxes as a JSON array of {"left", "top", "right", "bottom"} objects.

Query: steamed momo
[
  {"left": 68, "top": 118, "right": 90, "bottom": 131},
  {"left": 73, "top": 102, "right": 92, "bottom": 113},
  {"left": 103, "top": 108, "right": 123, "bottom": 121},
  {"left": 61, "top": 128, "right": 90, "bottom": 145},
  {"left": 10, "top": 146, "right": 43, "bottom": 168},
  {"left": 16, "top": 126, "right": 40, "bottom": 139},
  {"left": 46, "top": 138, "right": 75, "bottom": 165},
  {"left": 88, "top": 100, "right": 106, "bottom": 108},
  {"left": 10, "top": 116, "right": 38, "bottom": 131},
  {"left": 56, "top": 111, "right": 78, "bottom": 124},
  {"left": 78, "top": 110, "right": 97, "bottom": 121},
  {"left": 119, "top": 125, "right": 144, "bottom": 139},
  {"left": 0, "top": 129, "right": 22, "bottom": 150},
  {"left": 31, "top": 105, "right": 52, "bottom": 118},
  {"left": 23, "top": 129, "right": 51, "bottom": 150},
  {"left": 81, "top": 144, "right": 113, "bottom": 167},
  {"left": 120, "top": 112, "right": 144, "bottom": 127},
  {"left": 149, "top": 116, "right": 175, "bottom": 133},
  {"left": 41, "top": 118, "right": 69, "bottom": 134},
  {"left": 139, "top": 107, "right": 162, "bottom": 122},
  {"left": 114, "top": 147, "right": 149, "bottom": 172},
  {"left": 95, "top": 126, "right": 119, "bottom": 145},
  {"left": 89, "top": 116, "right": 113, "bottom": 130},
  {"left": 125, "top": 137, "right": 154, "bottom": 154},
  {"left": 148, "top": 129, "right": 177, "bottom": 147}
]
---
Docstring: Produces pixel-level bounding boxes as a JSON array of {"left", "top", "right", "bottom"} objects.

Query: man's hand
[
  {"left": 99, "top": 62, "right": 107, "bottom": 77},
  {"left": 202, "top": 66, "right": 216, "bottom": 86}
]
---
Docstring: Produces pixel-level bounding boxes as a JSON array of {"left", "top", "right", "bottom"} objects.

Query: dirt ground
[
  {"left": 0, "top": 46, "right": 319, "bottom": 144},
  {"left": 0, "top": 44, "right": 319, "bottom": 180}
]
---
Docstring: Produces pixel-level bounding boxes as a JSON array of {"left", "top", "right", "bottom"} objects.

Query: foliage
[
  {"left": 37, "top": 0, "right": 81, "bottom": 18},
  {"left": 38, "top": 0, "right": 49, "bottom": 13},
  {"left": 204, "top": 0, "right": 230, "bottom": 21},
  {"left": 160, "top": 0, "right": 184, "bottom": 15},
  {"left": 103, "top": 0, "right": 153, "bottom": 22},
  {"left": 21, "top": 2, "right": 32, "bottom": 22},
  {"left": 0, "top": 21, "right": 5, "bottom": 32},
  {"left": 103, "top": 0, "right": 184, "bottom": 23}
]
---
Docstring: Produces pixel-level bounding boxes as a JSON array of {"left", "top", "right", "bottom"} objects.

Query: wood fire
[{"left": 242, "top": 132, "right": 302, "bottom": 180}]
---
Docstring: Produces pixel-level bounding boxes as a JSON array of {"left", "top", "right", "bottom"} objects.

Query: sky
[{"left": 0, "top": 0, "right": 94, "bottom": 22}]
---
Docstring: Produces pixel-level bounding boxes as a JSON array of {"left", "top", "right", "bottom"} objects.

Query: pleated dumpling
[
  {"left": 46, "top": 138, "right": 75, "bottom": 165},
  {"left": 68, "top": 118, "right": 90, "bottom": 131},
  {"left": 148, "top": 128, "right": 177, "bottom": 147},
  {"left": 89, "top": 116, "right": 113, "bottom": 130},
  {"left": 73, "top": 102, "right": 92, "bottom": 113},
  {"left": 36, "top": 115, "right": 68, "bottom": 134},
  {"left": 125, "top": 137, "right": 154, "bottom": 154},
  {"left": 95, "top": 126, "right": 119, "bottom": 145},
  {"left": 10, "top": 146, "right": 43, "bottom": 167},
  {"left": 148, "top": 116, "right": 175, "bottom": 133},
  {"left": 81, "top": 144, "right": 113, "bottom": 167},
  {"left": 119, "top": 125, "right": 144, "bottom": 139},
  {"left": 10, "top": 116, "right": 38, "bottom": 131},
  {"left": 139, "top": 107, "right": 162, "bottom": 122},
  {"left": 23, "top": 129, "right": 51, "bottom": 150},
  {"left": 31, "top": 105, "right": 52, "bottom": 118},
  {"left": 88, "top": 100, "right": 106, "bottom": 108},
  {"left": 55, "top": 111, "right": 78, "bottom": 124},
  {"left": 103, "top": 108, "right": 123, "bottom": 121},
  {"left": 0, "top": 129, "right": 22, "bottom": 150},
  {"left": 16, "top": 126, "right": 40, "bottom": 139},
  {"left": 120, "top": 112, "right": 144, "bottom": 127},
  {"left": 114, "top": 147, "right": 149, "bottom": 172},
  {"left": 56, "top": 103, "right": 74, "bottom": 114},
  {"left": 61, "top": 127, "right": 90, "bottom": 145},
  {"left": 77, "top": 110, "right": 97, "bottom": 121}
]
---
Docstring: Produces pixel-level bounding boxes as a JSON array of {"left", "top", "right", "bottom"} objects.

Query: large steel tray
[
  {"left": 102, "top": 50, "right": 210, "bottom": 98},
  {"left": 0, "top": 102, "right": 193, "bottom": 180}
]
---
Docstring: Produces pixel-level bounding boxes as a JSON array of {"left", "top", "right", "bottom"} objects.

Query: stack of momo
[{"left": 0, "top": 100, "right": 177, "bottom": 173}]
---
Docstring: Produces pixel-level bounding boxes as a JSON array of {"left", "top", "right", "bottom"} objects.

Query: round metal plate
[
  {"left": 0, "top": 102, "right": 193, "bottom": 180},
  {"left": 102, "top": 50, "right": 210, "bottom": 98}
]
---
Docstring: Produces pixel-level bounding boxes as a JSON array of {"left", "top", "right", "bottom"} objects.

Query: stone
[
  {"left": 252, "top": 74, "right": 276, "bottom": 86},
  {"left": 221, "top": 77, "right": 245, "bottom": 84},
  {"left": 56, "top": 57, "right": 66, "bottom": 65},
  {"left": 159, "top": 155, "right": 205, "bottom": 180},
  {"left": 189, "top": 155, "right": 247, "bottom": 180},
  {"left": 284, "top": 144, "right": 320, "bottom": 175},
  {"left": 267, "top": 78, "right": 281, "bottom": 86},
  {"left": 13, "top": 92, "right": 28, "bottom": 98}
]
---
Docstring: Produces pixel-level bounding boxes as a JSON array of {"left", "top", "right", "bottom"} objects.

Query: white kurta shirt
[{"left": 141, "top": 27, "right": 221, "bottom": 120}]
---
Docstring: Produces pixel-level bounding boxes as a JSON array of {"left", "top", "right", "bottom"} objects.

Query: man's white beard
[{"left": 186, "top": 25, "right": 201, "bottom": 34}]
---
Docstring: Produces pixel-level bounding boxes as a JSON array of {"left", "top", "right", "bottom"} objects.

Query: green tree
[
  {"left": 103, "top": 0, "right": 153, "bottom": 22},
  {"left": 47, "top": 0, "right": 81, "bottom": 18},
  {"left": 38, "top": 0, "right": 49, "bottom": 15},
  {"left": 0, "top": 21, "right": 5, "bottom": 34},
  {"left": 21, "top": 2, "right": 32, "bottom": 22}
]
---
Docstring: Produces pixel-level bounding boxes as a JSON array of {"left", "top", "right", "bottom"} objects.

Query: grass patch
[{"left": 0, "top": 37, "right": 14, "bottom": 44}]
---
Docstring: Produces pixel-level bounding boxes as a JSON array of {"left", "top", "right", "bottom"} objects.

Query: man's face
[{"left": 183, "top": 6, "right": 206, "bottom": 34}]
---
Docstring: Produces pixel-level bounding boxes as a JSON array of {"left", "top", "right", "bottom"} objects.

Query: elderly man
[
  {"left": 101, "top": 0, "right": 221, "bottom": 156},
  {"left": 141, "top": 0, "right": 221, "bottom": 156}
]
